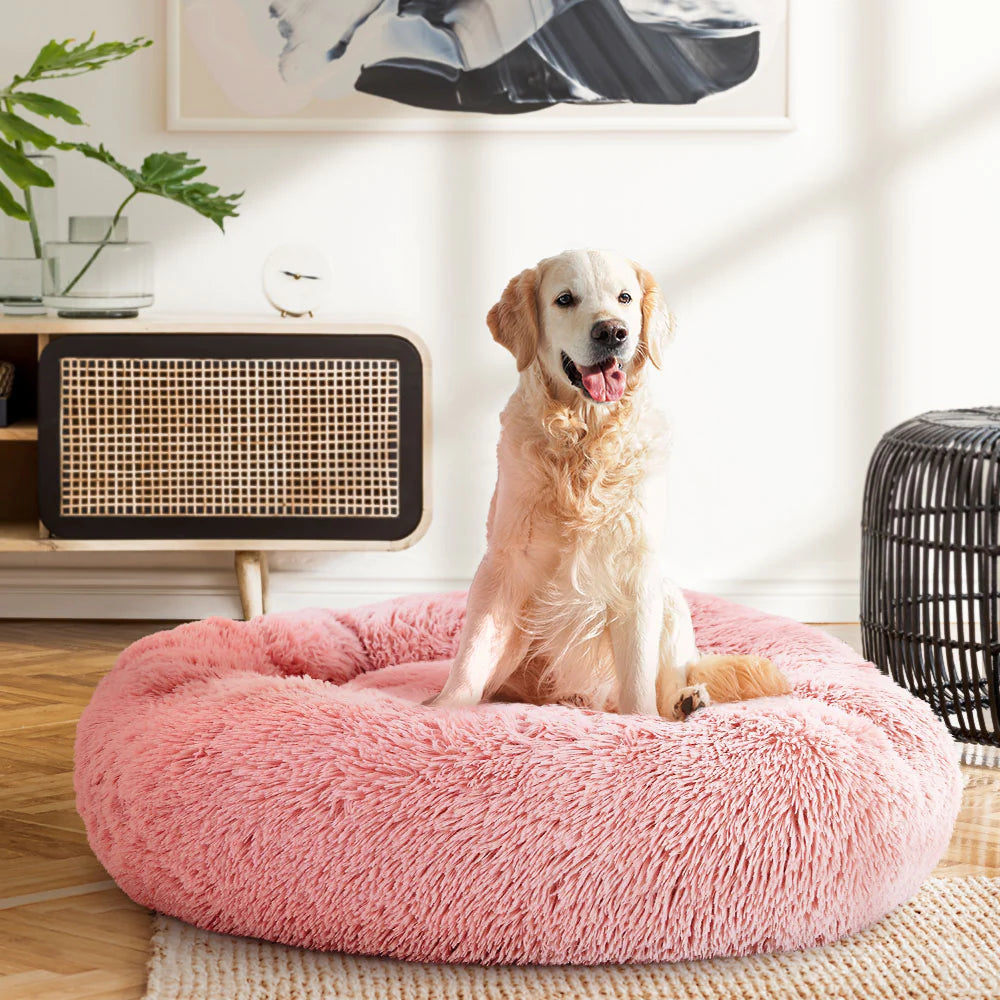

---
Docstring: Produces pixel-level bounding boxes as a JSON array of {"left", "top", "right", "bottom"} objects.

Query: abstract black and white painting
[{"left": 168, "top": 0, "right": 789, "bottom": 131}]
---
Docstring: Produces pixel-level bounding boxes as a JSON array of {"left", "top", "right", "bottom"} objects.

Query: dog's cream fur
[{"left": 433, "top": 250, "right": 789, "bottom": 719}]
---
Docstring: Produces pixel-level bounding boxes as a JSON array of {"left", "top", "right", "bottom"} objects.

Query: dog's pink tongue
[{"left": 578, "top": 357, "right": 626, "bottom": 403}]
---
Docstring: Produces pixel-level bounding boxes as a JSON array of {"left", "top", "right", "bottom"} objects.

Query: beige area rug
[{"left": 143, "top": 878, "right": 1000, "bottom": 1000}]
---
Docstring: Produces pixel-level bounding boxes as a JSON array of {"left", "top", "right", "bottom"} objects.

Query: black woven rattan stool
[{"left": 862, "top": 408, "right": 1000, "bottom": 746}]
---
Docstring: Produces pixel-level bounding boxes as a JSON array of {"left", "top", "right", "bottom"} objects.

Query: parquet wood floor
[{"left": 0, "top": 620, "right": 997, "bottom": 999}]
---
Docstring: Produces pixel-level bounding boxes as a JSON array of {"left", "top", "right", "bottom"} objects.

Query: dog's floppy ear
[
  {"left": 634, "top": 264, "right": 675, "bottom": 370},
  {"left": 487, "top": 267, "right": 540, "bottom": 372}
]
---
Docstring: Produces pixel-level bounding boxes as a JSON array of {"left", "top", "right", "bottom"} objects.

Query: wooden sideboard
[{"left": 0, "top": 314, "right": 431, "bottom": 618}]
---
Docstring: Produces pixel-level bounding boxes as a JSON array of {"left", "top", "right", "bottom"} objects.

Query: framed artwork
[{"left": 167, "top": 0, "right": 791, "bottom": 132}]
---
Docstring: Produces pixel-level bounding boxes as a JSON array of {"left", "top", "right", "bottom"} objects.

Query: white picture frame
[{"left": 166, "top": 0, "right": 792, "bottom": 134}]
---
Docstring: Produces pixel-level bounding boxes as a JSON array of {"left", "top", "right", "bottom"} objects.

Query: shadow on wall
[
  {"left": 658, "top": 2, "right": 1000, "bottom": 588},
  {"left": 92, "top": 1, "right": 1000, "bottom": 588}
]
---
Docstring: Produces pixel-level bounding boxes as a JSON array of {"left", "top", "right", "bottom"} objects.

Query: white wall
[{"left": 2, "top": 1, "right": 999, "bottom": 621}]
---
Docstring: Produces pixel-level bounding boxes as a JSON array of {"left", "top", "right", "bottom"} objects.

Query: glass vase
[
  {"left": 0, "top": 153, "right": 57, "bottom": 315},
  {"left": 42, "top": 216, "right": 153, "bottom": 318}
]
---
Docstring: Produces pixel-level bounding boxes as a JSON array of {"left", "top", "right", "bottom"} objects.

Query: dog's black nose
[{"left": 591, "top": 319, "right": 628, "bottom": 345}]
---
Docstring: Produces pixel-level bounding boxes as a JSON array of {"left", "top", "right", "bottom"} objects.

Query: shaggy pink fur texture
[{"left": 74, "top": 592, "right": 961, "bottom": 966}]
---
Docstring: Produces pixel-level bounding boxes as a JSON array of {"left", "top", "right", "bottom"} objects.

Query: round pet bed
[{"left": 75, "top": 591, "right": 961, "bottom": 966}]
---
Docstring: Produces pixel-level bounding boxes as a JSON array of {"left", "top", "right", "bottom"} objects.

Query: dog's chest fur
[{"left": 488, "top": 381, "right": 669, "bottom": 700}]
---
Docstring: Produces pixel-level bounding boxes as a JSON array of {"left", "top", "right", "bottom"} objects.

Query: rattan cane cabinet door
[{"left": 38, "top": 334, "right": 425, "bottom": 541}]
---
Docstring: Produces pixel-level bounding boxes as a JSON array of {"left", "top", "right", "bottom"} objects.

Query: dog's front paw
[
  {"left": 672, "top": 683, "right": 710, "bottom": 721},
  {"left": 423, "top": 687, "right": 482, "bottom": 709}
]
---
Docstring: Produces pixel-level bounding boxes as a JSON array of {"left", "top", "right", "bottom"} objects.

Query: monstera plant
[{"left": 0, "top": 34, "right": 241, "bottom": 295}]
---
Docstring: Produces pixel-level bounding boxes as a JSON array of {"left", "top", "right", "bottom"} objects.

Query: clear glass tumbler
[
  {"left": 43, "top": 216, "right": 153, "bottom": 318},
  {"left": 0, "top": 152, "right": 57, "bottom": 315}
]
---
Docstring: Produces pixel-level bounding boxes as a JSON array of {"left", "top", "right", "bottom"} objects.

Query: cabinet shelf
[
  {"left": 0, "top": 420, "right": 38, "bottom": 441},
  {"left": 0, "top": 520, "right": 44, "bottom": 549}
]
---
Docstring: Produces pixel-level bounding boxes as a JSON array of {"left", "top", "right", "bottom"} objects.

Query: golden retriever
[{"left": 432, "top": 249, "right": 789, "bottom": 719}]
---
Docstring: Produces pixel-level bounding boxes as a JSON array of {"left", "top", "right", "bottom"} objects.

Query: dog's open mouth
[{"left": 561, "top": 352, "right": 626, "bottom": 403}]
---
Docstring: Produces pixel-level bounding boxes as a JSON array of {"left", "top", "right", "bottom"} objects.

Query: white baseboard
[
  {"left": 699, "top": 578, "right": 861, "bottom": 624},
  {"left": 0, "top": 568, "right": 860, "bottom": 623}
]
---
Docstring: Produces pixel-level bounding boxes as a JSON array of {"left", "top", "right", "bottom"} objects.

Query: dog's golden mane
[{"left": 507, "top": 366, "right": 663, "bottom": 540}]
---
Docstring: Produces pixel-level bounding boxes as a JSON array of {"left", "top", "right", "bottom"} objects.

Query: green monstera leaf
[
  {"left": 0, "top": 140, "right": 54, "bottom": 189},
  {"left": 13, "top": 34, "right": 151, "bottom": 85},
  {"left": 0, "top": 177, "right": 29, "bottom": 220},
  {"left": 0, "top": 33, "right": 244, "bottom": 267},
  {"left": 0, "top": 34, "right": 150, "bottom": 224},
  {"left": 0, "top": 109, "right": 57, "bottom": 149},
  {"left": 52, "top": 145, "right": 243, "bottom": 295},
  {"left": 0, "top": 134, "right": 53, "bottom": 224},
  {"left": 66, "top": 143, "right": 242, "bottom": 231},
  {"left": 5, "top": 92, "right": 84, "bottom": 126}
]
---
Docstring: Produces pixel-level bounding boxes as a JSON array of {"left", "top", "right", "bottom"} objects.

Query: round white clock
[{"left": 262, "top": 245, "right": 331, "bottom": 317}]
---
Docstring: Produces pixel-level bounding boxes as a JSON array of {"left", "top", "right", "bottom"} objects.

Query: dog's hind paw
[{"left": 672, "top": 684, "right": 710, "bottom": 721}]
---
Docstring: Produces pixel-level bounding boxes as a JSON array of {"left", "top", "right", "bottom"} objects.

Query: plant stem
[
  {"left": 60, "top": 188, "right": 137, "bottom": 295},
  {"left": 1, "top": 97, "right": 42, "bottom": 258},
  {"left": 22, "top": 187, "right": 42, "bottom": 257}
]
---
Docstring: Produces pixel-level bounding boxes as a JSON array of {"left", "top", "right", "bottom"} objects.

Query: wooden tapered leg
[
  {"left": 234, "top": 550, "right": 264, "bottom": 620},
  {"left": 260, "top": 551, "right": 271, "bottom": 614}
]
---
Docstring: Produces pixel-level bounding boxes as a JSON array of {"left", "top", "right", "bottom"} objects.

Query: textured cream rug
[{"left": 144, "top": 878, "right": 1000, "bottom": 1000}]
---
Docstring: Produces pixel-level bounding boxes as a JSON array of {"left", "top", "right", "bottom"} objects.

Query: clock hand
[{"left": 281, "top": 270, "right": 321, "bottom": 280}]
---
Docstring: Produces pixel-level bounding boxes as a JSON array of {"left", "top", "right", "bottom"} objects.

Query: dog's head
[{"left": 487, "top": 249, "right": 674, "bottom": 404}]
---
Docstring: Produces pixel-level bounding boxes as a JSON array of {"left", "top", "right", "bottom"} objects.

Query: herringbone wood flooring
[
  {"left": 0, "top": 620, "right": 998, "bottom": 1000},
  {"left": 1, "top": 622, "right": 159, "bottom": 1000}
]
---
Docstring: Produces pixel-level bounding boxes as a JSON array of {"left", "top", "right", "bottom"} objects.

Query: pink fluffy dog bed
[{"left": 75, "top": 591, "right": 961, "bottom": 966}]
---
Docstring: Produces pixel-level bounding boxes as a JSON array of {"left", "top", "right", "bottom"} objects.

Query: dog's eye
[
  {"left": 618, "top": 291, "right": 632, "bottom": 304},
  {"left": 555, "top": 292, "right": 574, "bottom": 308}
]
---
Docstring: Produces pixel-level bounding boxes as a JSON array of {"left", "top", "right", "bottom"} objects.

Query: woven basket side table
[{"left": 861, "top": 407, "right": 1000, "bottom": 746}]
